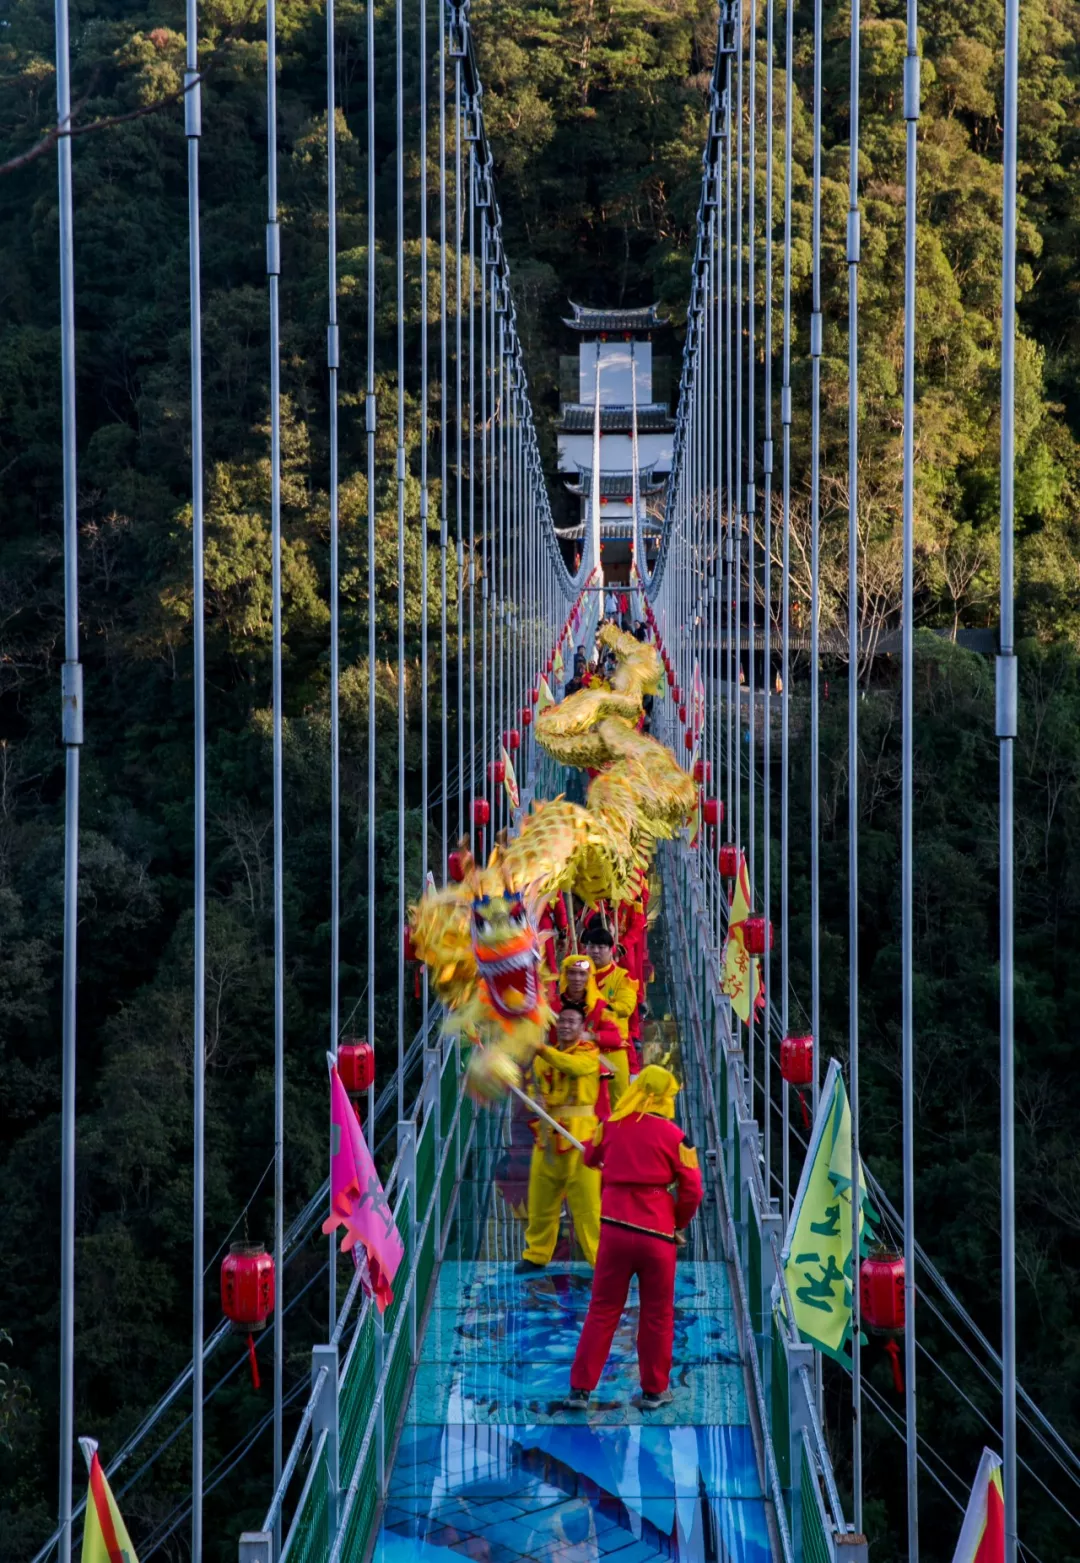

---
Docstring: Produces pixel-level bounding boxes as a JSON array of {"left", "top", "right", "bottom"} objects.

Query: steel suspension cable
[
  {"left": 54, "top": 0, "right": 80, "bottom": 1546},
  {"left": 325, "top": 0, "right": 341, "bottom": 1345},
  {"left": 184, "top": 0, "right": 206, "bottom": 1547},
  {"left": 456, "top": 59, "right": 465, "bottom": 846},
  {"left": 846, "top": 0, "right": 863, "bottom": 1523},
  {"left": 747, "top": 0, "right": 759, "bottom": 1120},
  {"left": 365, "top": 0, "right": 377, "bottom": 1150},
  {"left": 999, "top": 0, "right": 1020, "bottom": 1539},
  {"left": 395, "top": 0, "right": 407, "bottom": 1124},
  {"left": 440, "top": 0, "right": 449, "bottom": 871},
  {"left": 734, "top": 0, "right": 744, "bottom": 853},
  {"left": 265, "top": 0, "right": 286, "bottom": 1529},
  {"left": 900, "top": 0, "right": 921, "bottom": 1543},
  {"left": 809, "top": 0, "right": 823, "bottom": 1138},
  {"left": 420, "top": 0, "right": 430, "bottom": 978},
  {"left": 724, "top": 48, "right": 735, "bottom": 851},
  {"left": 468, "top": 143, "right": 477, "bottom": 853},
  {"left": 779, "top": 0, "right": 794, "bottom": 1222},
  {"left": 762, "top": 0, "right": 774, "bottom": 1202}
]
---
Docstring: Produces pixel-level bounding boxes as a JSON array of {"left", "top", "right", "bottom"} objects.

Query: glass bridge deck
[{"left": 371, "top": 1250, "right": 772, "bottom": 1562}]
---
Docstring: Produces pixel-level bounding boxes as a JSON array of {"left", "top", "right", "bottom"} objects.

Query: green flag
[{"left": 780, "top": 1058, "right": 877, "bottom": 1363}]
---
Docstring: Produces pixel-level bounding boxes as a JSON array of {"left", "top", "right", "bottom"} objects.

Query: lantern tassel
[
  {"left": 797, "top": 1089, "right": 811, "bottom": 1131},
  {"left": 884, "top": 1337, "right": 904, "bottom": 1396},
  {"left": 246, "top": 1332, "right": 261, "bottom": 1391}
]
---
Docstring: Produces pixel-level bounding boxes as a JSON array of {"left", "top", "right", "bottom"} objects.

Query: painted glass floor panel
[{"left": 373, "top": 1261, "right": 772, "bottom": 1561}]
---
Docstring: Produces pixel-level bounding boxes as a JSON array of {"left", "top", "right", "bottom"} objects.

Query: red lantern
[
  {"left": 678, "top": 704, "right": 687, "bottom": 725},
  {"left": 338, "top": 1039, "right": 375, "bottom": 1095},
  {"left": 489, "top": 760, "right": 506, "bottom": 785},
  {"left": 744, "top": 916, "right": 773, "bottom": 956},
  {"left": 693, "top": 759, "right": 712, "bottom": 784},
  {"left": 522, "top": 708, "right": 533, "bottom": 727},
  {"left": 403, "top": 922, "right": 419, "bottom": 963},
  {"left": 702, "top": 797, "right": 721, "bottom": 828},
  {"left": 683, "top": 730, "right": 694, "bottom": 751},
  {"left": 780, "top": 1034, "right": 813, "bottom": 1086},
  {"left": 860, "top": 1250, "right": 907, "bottom": 1393},
  {"left": 547, "top": 659, "right": 553, "bottom": 674},
  {"left": 674, "top": 686, "right": 682, "bottom": 705},
  {"left": 472, "top": 798, "right": 490, "bottom": 827},
  {"left": 718, "top": 843, "right": 739, "bottom": 878},
  {"left": 447, "top": 849, "right": 467, "bottom": 882},
  {"left": 221, "top": 1243, "right": 275, "bottom": 1389},
  {"left": 530, "top": 687, "right": 539, "bottom": 705},
  {"left": 504, "top": 729, "right": 521, "bottom": 752},
  {"left": 861, "top": 1252, "right": 905, "bottom": 1335}
]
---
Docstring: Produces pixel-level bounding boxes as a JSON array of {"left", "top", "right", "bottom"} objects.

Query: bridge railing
[
  {"left": 660, "top": 840, "right": 863, "bottom": 1563},
  {"left": 239, "top": 1028, "right": 477, "bottom": 1563}
]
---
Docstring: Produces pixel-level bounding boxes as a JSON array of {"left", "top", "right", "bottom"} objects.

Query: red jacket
[{"left": 583, "top": 1113, "right": 704, "bottom": 1239}]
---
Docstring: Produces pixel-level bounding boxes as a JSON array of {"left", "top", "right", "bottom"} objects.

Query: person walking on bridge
[
  {"left": 517, "top": 1005, "right": 602, "bottom": 1272},
  {"left": 564, "top": 1066, "right": 702, "bottom": 1410},
  {"left": 581, "top": 921, "right": 638, "bottom": 1107}
]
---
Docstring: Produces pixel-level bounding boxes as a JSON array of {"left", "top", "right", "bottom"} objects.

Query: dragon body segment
[{"left": 408, "top": 622, "right": 696, "bottom": 1098}]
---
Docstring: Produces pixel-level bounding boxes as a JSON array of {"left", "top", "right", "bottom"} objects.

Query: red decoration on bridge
[
  {"left": 718, "top": 843, "right": 739, "bottom": 879},
  {"left": 702, "top": 798, "right": 721, "bottom": 828},
  {"left": 489, "top": 760, "right": 506, "bottom": 785},
  {"left": 693, "top": 759, "right": 711, "bottom": 784},
  {"left": 472, "top": 798, "right": 490, "bottom": 827},
  {"left": 221, "top": 1243, "right": 275, "bottom": 1390},
  {"left": 504, "top": 728, "right": 521, "bottom": 752},
  {"left": 860, "top": 1251, "right": 907, "bottom": 1394},
  {"left": 743, "top": 917, "right": 773, "bottom": 955},
  {"left": 779, "top": 1034, "right": 813, "bottom": 1086},
  {"left": 338, "top": 1039, "right": 375, "bottom": 1097}
]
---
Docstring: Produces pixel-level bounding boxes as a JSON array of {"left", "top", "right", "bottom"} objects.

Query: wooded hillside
[{"left": 1, "top": 0, "right": 1079, "bottom": 1555}]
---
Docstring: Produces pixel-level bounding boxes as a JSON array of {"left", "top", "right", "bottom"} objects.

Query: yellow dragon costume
[{"left": 408, "top": 624, "right": 696, "bottom": 1099}]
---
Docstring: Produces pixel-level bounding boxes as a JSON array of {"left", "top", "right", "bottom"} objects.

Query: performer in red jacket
[{"left": 565, "top": 1066, "right": 703, "bottom": 1410}]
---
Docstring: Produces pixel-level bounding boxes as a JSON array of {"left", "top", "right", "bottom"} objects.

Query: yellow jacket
[
  {"left": 591, "top": 961, "right": 639, "bottom": 1043},
  {"left": 529, "top": 1038, "right": 601, "bottom": 1148}
]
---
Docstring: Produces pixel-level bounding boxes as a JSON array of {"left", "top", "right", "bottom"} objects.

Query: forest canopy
[{"left": 1, "top": 0, "right": 1079, "bottom": 1556}]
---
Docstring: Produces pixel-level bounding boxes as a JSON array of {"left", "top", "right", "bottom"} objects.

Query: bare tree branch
[{"left": 0, "top": 4, "right": 258, "bottom": 179}]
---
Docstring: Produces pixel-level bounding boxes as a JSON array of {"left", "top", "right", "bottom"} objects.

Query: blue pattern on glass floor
[{"left": 373, "top": 1261, "right": 773, "bottom": 1561}]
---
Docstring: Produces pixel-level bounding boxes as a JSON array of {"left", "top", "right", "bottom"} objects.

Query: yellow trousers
[
  {"left": 601, "top": 1047, "right": 630, "bottom": 1111},
  {"left": 522, "top": 1145, "right": 601, "bottom": 1265}
]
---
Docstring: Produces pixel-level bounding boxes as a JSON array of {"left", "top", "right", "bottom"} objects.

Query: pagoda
[{"left": 556, "top": 302, "right": 673, "bottom": 580}]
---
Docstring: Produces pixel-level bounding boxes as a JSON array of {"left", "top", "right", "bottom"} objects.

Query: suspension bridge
[{"left": 22, "top": 0, "right": 1059, "bottom": 1552}]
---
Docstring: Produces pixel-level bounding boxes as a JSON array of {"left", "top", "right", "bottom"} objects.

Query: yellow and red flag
[
  {"left": 553, "top": 643, "right": 565, "bottom": 678},
  {"left": 537, "top": 676, "right": 556, "bottom": 713},
  {"left": 951, "top": 1449, "right": 1005, "bottom": 1563},
  {"left": 79, "top": 1439, "right": 139, "bottom": 1563},
  {"left": 501, "top": 744, "right": 520, "bottom": 811},
  {"left": 721, "top": 850, "right": 764, "bottom": 1023}
]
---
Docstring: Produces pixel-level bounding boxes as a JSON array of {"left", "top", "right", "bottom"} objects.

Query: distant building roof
[
  {"left": 558, "top": 404, "right": 675, "bottom": 434},
  {"left": 554, "top": 520, "right": 664, "bottom": 540},
  {"left": 562, "top": 301, "right": 667, "bottom": 333},
  {"left": 564, "top": 467, "right": 666, "bottom": 499}
]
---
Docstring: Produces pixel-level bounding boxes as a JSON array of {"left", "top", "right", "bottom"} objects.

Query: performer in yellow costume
[
  {"left": 520, "top": 1007, "right": 602, "bottom": 1271},
  {"left": 581, "top": 921, "right": 638, "bottom": 1107}
]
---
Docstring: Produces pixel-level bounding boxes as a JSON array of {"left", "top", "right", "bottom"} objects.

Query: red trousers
[{"left": 570, "top": 1222, "right": 677, "bottom": 1395}]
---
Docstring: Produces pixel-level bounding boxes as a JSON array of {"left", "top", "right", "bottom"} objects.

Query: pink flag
[{"left": 322, "top": 1062, "right": 404, "bottom": 1312}]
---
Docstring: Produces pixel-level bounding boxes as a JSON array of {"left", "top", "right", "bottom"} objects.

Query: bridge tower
[{"left": 556, "top": 303, "right": 674, "bottom": 582}]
